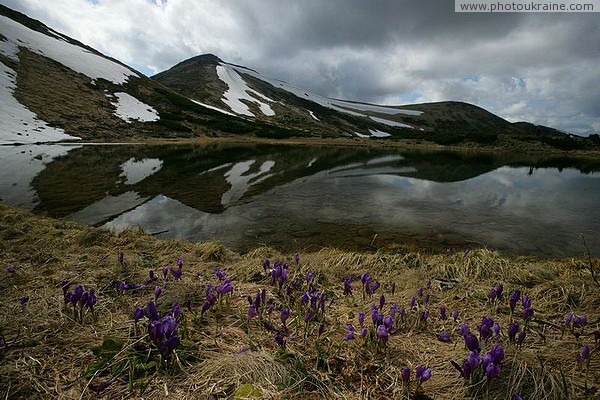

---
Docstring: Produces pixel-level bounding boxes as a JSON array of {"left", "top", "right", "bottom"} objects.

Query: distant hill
[{"left": 1, "top": 4, "right": 593, "bottom": 149}]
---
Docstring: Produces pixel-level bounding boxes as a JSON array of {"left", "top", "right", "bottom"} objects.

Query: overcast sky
[{"left": 2, "top": 0, "right": 599, "bottom": 135}]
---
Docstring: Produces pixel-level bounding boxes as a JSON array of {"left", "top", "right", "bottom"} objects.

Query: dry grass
[{"left": 0, "top": 204, "right": 598, "bottom": 399}]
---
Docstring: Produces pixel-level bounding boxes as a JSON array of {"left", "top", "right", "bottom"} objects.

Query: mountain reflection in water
[{"left": 0, "top": 143, "right": 598, "bottom": 257}]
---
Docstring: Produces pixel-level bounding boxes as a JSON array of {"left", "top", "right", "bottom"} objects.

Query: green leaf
[{"left": 234, "top": 383, "right": 261, "bottom": 398}]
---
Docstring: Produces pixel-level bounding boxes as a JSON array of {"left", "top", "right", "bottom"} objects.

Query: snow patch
[
  {"left": 216, "top": 65, "right": 275, "bottom": 117},
  {"left": 119, "top": 158, "right": 163, "bottom": 185},
  {"left": 308, "top": 110, "right": 319, "bottom": 121},
  {"left": 0, "top": 15, "right": 138, "bottom": 84},
  {"left": 0, "top": 144, "right": 81, "bottom": 208},
  {"left": 228, "top": 64, "right": 423, "bottom": 119},
  {"left": 222, "top": 160, "right": 275, "bottom": 205},
  {"left": 354, "top": 132, "right": 370, "bottom": 138},
  {"left": 0, "top": 63, "right": 80, "bottom": 144},
  {"left": 369, "top": 129, "right": 392, "bottom": 138},
  {"left": 369, "top": 116, "right": 413, "bottom": 129},
  {"left": 191, "top": 99, "right": 236, "bottom": 116},
  {"left": 110, "top": 92, "right": 159, "bottom": 123}
]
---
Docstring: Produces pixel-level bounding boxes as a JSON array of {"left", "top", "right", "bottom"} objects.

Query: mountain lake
[{"left": 1, "top": 143, "right": 599, "bottom": 257}]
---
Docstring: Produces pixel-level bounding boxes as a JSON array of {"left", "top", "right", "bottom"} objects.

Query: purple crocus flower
[
  {"left": 399, "top": 307, "right": 406, "bottom": 322},
  {"left": 522, "top": 307, "right": 534, "bottom": 320},
  {"left": 318, "top": 323, "right": 325, "bottom": 336},
  {"left": 521, "top": 296, "right": 532, "bottom": 309},
  {"left": 457, "top": 322, "right": 470, "bottom": 337},
  {"left": 247, "top": 305, "right": 259, "bottom": 319},
  {"left": 577, "top": 344, "right": 590, "bottom": 363},
  {"left": 376, "top": 325, "right": 389, "bottom": 344},
  {"left": 574, "top": 315, "right": 587, "bottom": 328},
  {"left": 146, "top": 300, "right": 160, "bottom": 321},
  {"left": 305, "top": 310, "right": 313, "bottom": 323},
  {"left": 439, "top": 331, "right": 451, "bottom": 343},
  {"left": 415, "top": 365, "right": 432, "bottom": 383},
  {"left": 89, "top": 378, "right": 114, "bottom": 394},
  {"left": 4, "top": 266, "right": 16, "bottom": 274},
  {"left": 493, "top": 322, "right": 501, "bottom": 338},
  {"left": 417, "top": 287, "right": 424, "bottom": 297},
  {"left": 421, "top": 310, "right": 429, "bottom": 322},
  {"left": 262, "top": 259, "right": 270, "bottom": 273},
  {"left": 162, "top": 266, "right": 169, "bottom": 280},
  {"left": 509, "top": 290, "right": 521, "bottom": 311},
  {"left": 176, "top": 257, "right": 184, "bottom": 268},
  {"left": 401, "top": 367, "right": 411, "bottom": 383},
  {"left": 171, "top": 303, "right": 181, "bottom": 319},
  {"left": 565, "top": 312, "right": 574, "bottom": 326},
  {"left": 384, "top": 315, "right": 394, "bottom": 330},
  {"left": 281, "top": 308, "right": 290, "bottom": 324},
  {"left": 508, "top": 323, "right": 519, "bottom": 341},
  {"left": 294, "top": 252, "right": 300, "bottom": 264},
  {"left": 305, "top": 272, "right": 313, "bottom": 284},
  {"left": 73, "top": 285, "right": 84, "bottom": 303},
  {"left": 61, "top": 279, "right": 71, "bottom": 294},
  {"left": 343, "top": 324, "right": 356, "bottom": 341},
  {"left": 513, "top": 393, "right": 524, "bottom": 400},
  {"left": 439, "top": 305, "right": 447, "bottom": 320},
  {"left": 517, "top": 331, "right": 526, "bottom": 346},
  {"left": 134, "top": 306, "right": 144, "bottom": 324},
  {"left": 215, "top": 267, "right": 226, "bottom": 281},
  {"left": 274, "top": 332, "right": 285, "bottom": 347},
  {"left": 496, "top": 284, "right": 503, "bottom": 298},
  {"left": 465, "top": 334, "right": 480, "bottom": 352},
  {"left": 409, "top": 296, "right": 416, "bottom": 309},
  {"left": 358, "top": 311, "right": 365, "bottom": 326},
  {"left": 489, "top": 288, "right": 497, "bottom": 300},
  {"left": 379, "top": 294, "right": 386, "bottom": 310},
  {"left": 19, "top": 295, "right": 29, "bottom": 305},
  {"left": 490, "top": 345, "right": 505, "bottom": 364},
  {"left": 485, "top": 363, "right": 501, "bottom": 380},
  {"left": 154, "top": 286, "right": 162, "bottom": 301},
  {"left": 170, "top": 268, "right": 182, "bottom": 280},
  {"left": 343, "top": 276, "right": 352, "bottom": 295},
  {"left": 452, "top": 310, "right": 459, "bottom": 322}
]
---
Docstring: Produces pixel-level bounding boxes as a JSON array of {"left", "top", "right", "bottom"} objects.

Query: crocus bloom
[
  {"left": 248, "top": 305, "right": 259, "bottom": 319},
  {"left": 508, "top": 323, "right": 519, "bottom": 341},
  {"left": 358, "top": 311, "right": 365, "bottom": 326},
  {"left": 409, "top": 296, "right": 416, "bottom": 308},
  {"left": 171, "top": 303, "right": 181, "bottom": 319},
  {"left": 379, "top": 294, "right": 386, "bottom": 310},
  {"left": 415, "top": 365, "right": 432, "bottom": 383},
  {"left": 146, "top": 300, "right": 160, "bottom": 321},
  {"left": 215, "top": 267, "right": 226, "bottom": 281},
  {"left": 496, "top": 284, "right": 503, "bottom": 298},
  {"left": 565, "top": 312, "right": 574, "bottom": 326},
  {"left": 577, "top": 344, "right": 590, "bottom": 363},
  {"left": 281, "top": 308, "right": 290, "bottom": 324},
  {"left": 457, "top": 322, "right": 470, "bottom": 337},
  {"left": 439, "top": 331, "right": 451, "bottom": 343},
  {"left": 305, "top": 272, "right": 313, "bottom": 283},
  {"left": 343, "top": 276, "right": 352, "bottom": 295},
  {"left": 401, "top": 367, "right": 410, "bottom": 383},
  {"left": 517, "top": 331, "right": 526, "bottom": 346},
  {"left": 89, "top": 378, "right": 114, "bottom": 393},
  {"left": 522, "top": 307, "right": 534, "bottom": 320},
  {"left": 318, "top": 323, "right": 325, "bottom": 336},
  {"left": 5, "top": 266, "right": 16, "bottom": 274},
  {"left": 294, "top": 253, "right": 300, "bottom": 264},
  {"left": 343, "top": 324, "right": 356, "bottom": 341},
  {"left": 61, "top": 279, "right": 71, "bottom": 294},
  {"left": 384, "top": 315, "right": 394, "bottom": 330},
  {"left": 262, "top": 259, "right": 270, "bottom": 273},
  {"left": 421, "top": 310, "right": 429, "bottom": 322},
  {"left": 417, "top": 288, "right": 424, "bottom": 297},
  {"left": 376, "top": 324, "right": 388, "bottom": 344},
  {"left": 452, "top": 310, "right": 459, "bottom": 322},
  {"left": 489, "top": 288, "right": 497, "bottom": 300},
  {"left": 574, "top": 315, "right": 587, "bottom": 328},
  {"left": 439, "top": 305, "right": 447, "bottom": 320},
  {"left": 134, "top": 306, "right": 144, "bottom": 323},
  {"left": 154, "top": 286, "right": 162, "bottom": 301},
  {"left": 465, "top": 334, "right": 480, "bottom": 352},
  {"left": 485, "top": 363, "right": 501, "bottom": 380},
  {"left": 521, "top": 296, "right": 532, "bottom": 309},
  {"left": 509, "top": 290, "right": 521, "bottom": 311},
  {"left": 513, "top": 393, "right": 524, "bottom": 400},
  {"left": 170, "top": 268, "right": 182, "bottom": 280},
  {"left": 162, "top": 266, "right": 168, "bottom": 279},
  {"left": 176, "top": 257, "right": 184, "bottom": 268},
  {"left": 361, "top": 327, "right": 368, "bottom": 338},
  {"left": 490, "top": 345, "right": 505, "bottom": 364},
  {"left": 19, "top": 295, "right": 29, "bottom": 305},
  {"left": 493, "top": 322, "right": 501, "bottom": 338}
]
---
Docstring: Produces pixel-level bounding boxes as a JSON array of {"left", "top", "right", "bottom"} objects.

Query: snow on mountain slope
[
  {"left": 0, "top": 15, "right": 138, "bottom": 84},
  {"left": 224, "top": 63, "right": 422, "bottom": 119},
  {"left": 216, "top": 65, "right": 275, "bottom": 117},
  {"left": 110, "top": 92, "right": 159, "bottom": 123},
  {"left": 0, "top": 62, "right": 80, "bottom": 144}
]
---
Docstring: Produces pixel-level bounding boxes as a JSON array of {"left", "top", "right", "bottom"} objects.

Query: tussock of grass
[{"left": 0, "top": 204, "right": 598, "bottom": 399}]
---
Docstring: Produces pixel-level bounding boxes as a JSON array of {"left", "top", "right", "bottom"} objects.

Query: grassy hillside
[{"left": 0, "top": 204, "right": 598, "bottom": 399}]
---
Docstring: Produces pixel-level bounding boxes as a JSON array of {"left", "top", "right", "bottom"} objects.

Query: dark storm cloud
[{"left": 2, "top": 0, "right": 599, "bottom": 134}]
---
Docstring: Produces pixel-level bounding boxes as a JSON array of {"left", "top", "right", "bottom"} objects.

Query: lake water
[{"left": 1, "top": 143, "right": 599, "bottom": 257}]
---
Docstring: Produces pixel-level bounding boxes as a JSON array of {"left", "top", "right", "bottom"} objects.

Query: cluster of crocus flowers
[
  {"left": 63, "top": 280, "right": 97, "bottom": 322},
  {"left": 488, "top": 283, "right": 504, "bottom": 301},
  {"left": 565, "top": 312, "right": 588, "bottom": 338},
  {"left": 136, "top": 300, "right": 182, "bottom": 361},
  {"left": 360, "top": 273, "right": 380, "bottom": 297},
  {"left": 401, "top": 365, "right": 432, "bottom": 395},
  {"left": 200, "top": 269, "right": 234, "bottom": 316},
  {"left": 113, "top": 270, "right": 158, "bottom": 293}
]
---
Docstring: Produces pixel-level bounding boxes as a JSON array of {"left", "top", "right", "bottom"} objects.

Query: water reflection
[{"left": 1, "top": 143, "right": 599, "bottom": 257}]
